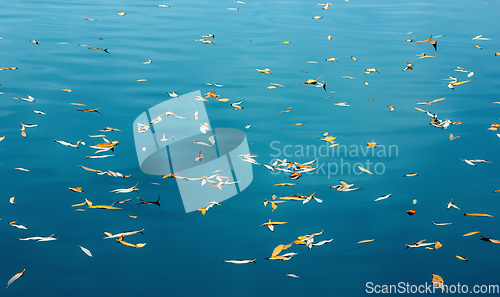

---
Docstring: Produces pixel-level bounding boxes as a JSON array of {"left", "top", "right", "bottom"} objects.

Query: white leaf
[{"left": 79, "top": 245, "right": 92, "bottom": 257}]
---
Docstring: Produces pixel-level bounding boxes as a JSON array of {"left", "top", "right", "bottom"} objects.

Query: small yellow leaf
[
  {"left": 434, "top": 241, "right": 442, "bottom": 249},
  {"left": 357, "top": 239, "right": 374, "bottom": 244}
]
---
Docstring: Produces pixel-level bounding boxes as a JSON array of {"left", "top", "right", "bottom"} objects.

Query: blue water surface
[{"left": 1, "top": 0, "right": 500, "bottom": 296}]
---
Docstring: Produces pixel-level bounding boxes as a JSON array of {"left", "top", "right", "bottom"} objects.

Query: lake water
[{"left": 1, "top": 0, "right": 500, "bottom": 296}]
